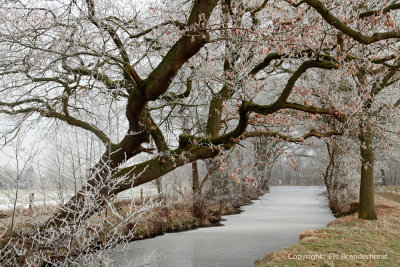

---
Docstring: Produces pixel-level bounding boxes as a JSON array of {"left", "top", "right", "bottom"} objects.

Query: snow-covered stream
[{"left": 108, "top": 186, "right": 334, "bottom": 267}]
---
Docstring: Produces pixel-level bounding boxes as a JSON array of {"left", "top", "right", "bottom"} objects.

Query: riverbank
[
  {"left": 256, "top": 192, "right": 400, "bottom": 267},
  {"left": 125, "top": 188, "right": 266, "bottom": 241},
  {"left": 0, "top": 188, "right": 266, "bottom": 265}
]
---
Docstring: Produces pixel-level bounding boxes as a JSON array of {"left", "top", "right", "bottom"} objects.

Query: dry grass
[
  {"left": 376, "top": 191, "right": 400, "bottom": 204},
  {"left": 0, "top": 195, "right": 250, "bottom": 265},
  {"left": 256, "top": 194, "right": 400, "bottom": 267},
  {"left": 0, "top": 196, "right": 242, "bottom": 245}
]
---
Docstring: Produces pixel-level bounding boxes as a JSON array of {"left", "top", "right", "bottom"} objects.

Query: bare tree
[{"left": 0, "top": 135, "right": 40, "bottom": 232}]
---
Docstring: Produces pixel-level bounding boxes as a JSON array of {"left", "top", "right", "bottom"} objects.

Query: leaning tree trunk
[
  {"left": 45, "top": 145, "right": 217, "bottom": 229},
  {"left": 43, "top": 0, "right": 219, "bottom": 230},
  {"left": 358, "top": 120, "right": 377, "bottom": 220}
]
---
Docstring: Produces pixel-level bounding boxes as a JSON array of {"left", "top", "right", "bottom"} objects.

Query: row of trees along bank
[{"left": 0, "top": 0, "right": 400, "bottom": 265}]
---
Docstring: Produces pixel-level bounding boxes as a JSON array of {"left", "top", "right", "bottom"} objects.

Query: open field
[{"left": 0, "top": 184, "right": 158, "bottom": 210}]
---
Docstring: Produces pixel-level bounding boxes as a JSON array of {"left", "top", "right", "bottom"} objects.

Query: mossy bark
[{"left": 358, "top": 121, "right": 377, "bottom": 220}]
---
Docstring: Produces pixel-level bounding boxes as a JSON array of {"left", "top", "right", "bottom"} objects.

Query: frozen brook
[{"left": 109, "top": 186, "right": 334, "bottom": 267}]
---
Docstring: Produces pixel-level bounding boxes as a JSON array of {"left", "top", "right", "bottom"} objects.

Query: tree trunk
[
  {"left": 45, "top": 145, "right": 217, "bottom": 229},
  {"left": 381, "top": 169, "right": 387, "bottom": 186},
  {"left": 358, "top": 121, "right": 377, "bottom": 220},
  {"left": 192, "top": 161, "right": 205, "bottom": 219},
  {"left": 43, "top": 0, "right": 220, "bottom": 230},
  {"left": 155, "top": 178, "right": 163, "bottom": 200}
]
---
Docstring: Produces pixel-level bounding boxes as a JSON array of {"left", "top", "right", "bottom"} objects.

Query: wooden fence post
[{"left": 29, "top": 193, "right": 34, "bottom": 211}]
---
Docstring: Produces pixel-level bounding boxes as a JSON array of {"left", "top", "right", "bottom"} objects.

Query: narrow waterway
[{"left": 109, "top": 186, "right": 334, "bottom": 267}]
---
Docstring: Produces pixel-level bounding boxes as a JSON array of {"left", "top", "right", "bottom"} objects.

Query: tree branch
[
  {"left": 128, "top": 20, "right": 186, "bottom": 39},
  {"left": 275, "top": 60, "right": 338, "bottom": 106},
  {"left": 359, "top": 3, "right": 400, "bottom": 18},
  {"left": 0, "top": 102, "right": 111, "bottom": 145},
  {"left": 303, "top": 0, "right": 400, "bottom": 44},
  {"left": 143, "top": 0, "right": 218, "bottom": 101},
  {"left": 47, "top": 110, "right": 111, "bottom": 145},
  {"left": 180, "top": 59, "right": 343, "bottom": 148},
  {"left": 161, "top": 76, "right": 193, "bottom": 102},
  {"left": 62, "top": 65, "right": 123, "bottom": 90},
  {"left": 115, "top": 146, "right": 218, "bottom": 191},
  {"left": 240, "top": 129, "right": 343, "bottom": 143},
  {"left": 370, "top": 67, "right": 399, "bottom": 98},
  {"left": 282, "top": 102, "right": 347, "bottom": 123},
  {"left": 147, "top": 112, "right": 169, "bottom": 152},
  {"left": 85, "top": 0, "right": 142, "bottom": 86},
  {"left": 250, "top": 53, "right": 282, "bottom": 76}
]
